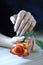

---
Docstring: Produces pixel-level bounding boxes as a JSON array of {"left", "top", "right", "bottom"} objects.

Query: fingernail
[
  {"left": 17, "top": 30, "right": 20, "bottom": 36},
  {"left": 14, "top": 23, "right": 19, "bottom": 32},
  {"left": 10, "top": 16, "right": 15, "bottom": 24},
  {"left": 20, "top": 36, "right": 25, "bottom": 41},
  {"left": 21, "top": 36, "right": 25, "bottom": 39},
  {"left": 20, "top": 32, "right": 24, "bottom": 36},
  {"left": 14, "top": 25, "right": 16, "bottom": 32}
]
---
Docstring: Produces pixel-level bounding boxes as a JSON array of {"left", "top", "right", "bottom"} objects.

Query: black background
[{"left": 0, "top": 0, "right": 43, "bottom": 37}]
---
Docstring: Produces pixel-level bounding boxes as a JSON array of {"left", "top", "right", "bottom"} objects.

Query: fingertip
[
  {"left": 18, "top": 36, "right": 25, "bottom": 41},
  {"left": 16, "top": 31, "right": 20, "bottom": 36},
  {"left": 10, "top": 16, "right": 15, "bottom": 24},
  {"left": 21, "top": 36, "right": 25, "bottom": 39},
  {"left": 10, "top": 15, "right": 17, "bottom": 24},
  {"left": 14, "top": 26, "right": 16, "bottom": 32},
  {"left": 32, "top": 20, "right": 36, "bottom": 28},
  {"left": 18, "top": 10, "right": 26, "bottom": 19}
]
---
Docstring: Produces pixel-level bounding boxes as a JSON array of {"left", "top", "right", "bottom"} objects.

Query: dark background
[{"left": 0, "top": 0, "right": 43, "bottom": 37}]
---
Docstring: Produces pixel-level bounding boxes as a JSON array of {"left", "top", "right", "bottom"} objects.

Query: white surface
[{"left": 0, "top": 47, "right": 43, "bottom": 65}]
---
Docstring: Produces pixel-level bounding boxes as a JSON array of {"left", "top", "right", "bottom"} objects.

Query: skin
[
  {"left": 0, "top": 34, "right": 25, "bottom": 48},
  {"left": 0, "top": 10, "right": 36, "bottom": 48},
  {"left": 10, "top": 10, "right": 36, "bottom": 36}
]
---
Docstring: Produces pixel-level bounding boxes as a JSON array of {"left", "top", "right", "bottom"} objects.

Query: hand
[
  {"left": 0, "top": 34, "right": 25, "bottom": 48},
  {"left": 10, "top": 36, "right": 25, "bottom": 48},
  {"left": 10, "top": 10, "right": 36, "bottom": 36},
  {"left": 11, "top": 36, "right": 25, "bottom": 44}
]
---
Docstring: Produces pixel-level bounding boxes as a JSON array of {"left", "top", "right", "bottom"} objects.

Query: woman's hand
[
  {"left": 11, "top": 36, "right": 25, "bottom": 44},
  {"left": 10, "top": 10, "right": 36, "bottom": 36},
  {"left": 0, "top": 34, "right": 25, "bottom": 48}
]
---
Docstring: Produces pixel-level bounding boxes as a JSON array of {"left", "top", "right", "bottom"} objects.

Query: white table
[{"left": 0, "top": 47, "right": 43, "bottom": 65}]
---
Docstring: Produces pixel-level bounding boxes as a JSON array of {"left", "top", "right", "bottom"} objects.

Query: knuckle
[
  {"left": 13, "top": 15, "right": 17, "bottom": 18},
  {"left": 27, "top": 12, "right": 31, "bottom": 16},
  {"left": 32, "top": 20, "right": 36, "bottom": 27},
  {"left": 19, "top": 10, "right": 26, "bottom": 14},
  {"left": 34, "top": 20, "right": 36, "bottom": 26},
  {"left": 32, "top": 16, "right": 36, "bottom": 26},
  {"left": 27, "top": 12, "right": 32, "bottom": 19},
  {"left": 18, "top": 10, "right": 26, "bottom": 19}
]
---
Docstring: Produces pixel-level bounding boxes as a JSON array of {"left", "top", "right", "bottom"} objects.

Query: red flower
[{"left": 10, "top": 42, "right": 29, "bottom": 56}]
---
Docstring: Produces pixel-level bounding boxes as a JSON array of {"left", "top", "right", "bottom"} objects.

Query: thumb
[
  {"left": 11, "top": 36, "right": 25, "bottom": 44},
  {"left": 10, "top": 15, "right": 17, "bottom": 24}
]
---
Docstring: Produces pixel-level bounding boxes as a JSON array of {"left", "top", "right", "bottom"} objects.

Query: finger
[
  {"left": 20, "top": 19, "right": 32, "bottom": 36},
  {"left": 11, "top": 36, "right": 25, "bottom": 44},
  {"left": 10, "top": 15, "right": 17, "bottom": 24},
  {"left": 17, "top": 12, "right": 32, "bottom": 35},
  {"left": 20, "top": 16, "right": 36, "bottom": 36},
  {"left": 31, "top": 36, "right": 36, "bottom": 52},
  {"left": 27, "top": 16, "right": 36, "bottom": 32},
  {"left": 18, "top": 10, "right": 26, "bottom": 19},
  {"left": 14, "top": 10, "right": 26, "bottom": 32}
]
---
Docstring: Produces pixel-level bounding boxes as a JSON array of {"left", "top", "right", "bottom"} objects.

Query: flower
[{"left": 10, "top": 42, "right": 29, "bottom": 56}]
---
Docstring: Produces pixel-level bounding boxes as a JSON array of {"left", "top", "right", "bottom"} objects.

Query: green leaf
[
  {"left": 24, "top": 30, "right": 43, "bottom": 49},
  {"left": 25, "top": 30, "right": 34, "bottom": 39},
  {"left": 36, "top": 39, "right": 43, "bottom": 49}
]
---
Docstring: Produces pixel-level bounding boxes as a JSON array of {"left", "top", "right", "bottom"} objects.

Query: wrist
[{"left": 0, "top": 34, "right": 13, "bottom": 48}]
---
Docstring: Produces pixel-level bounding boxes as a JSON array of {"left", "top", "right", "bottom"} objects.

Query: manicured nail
[{"left": 10, "top": 16, "right": 14, "bottom": 24}]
